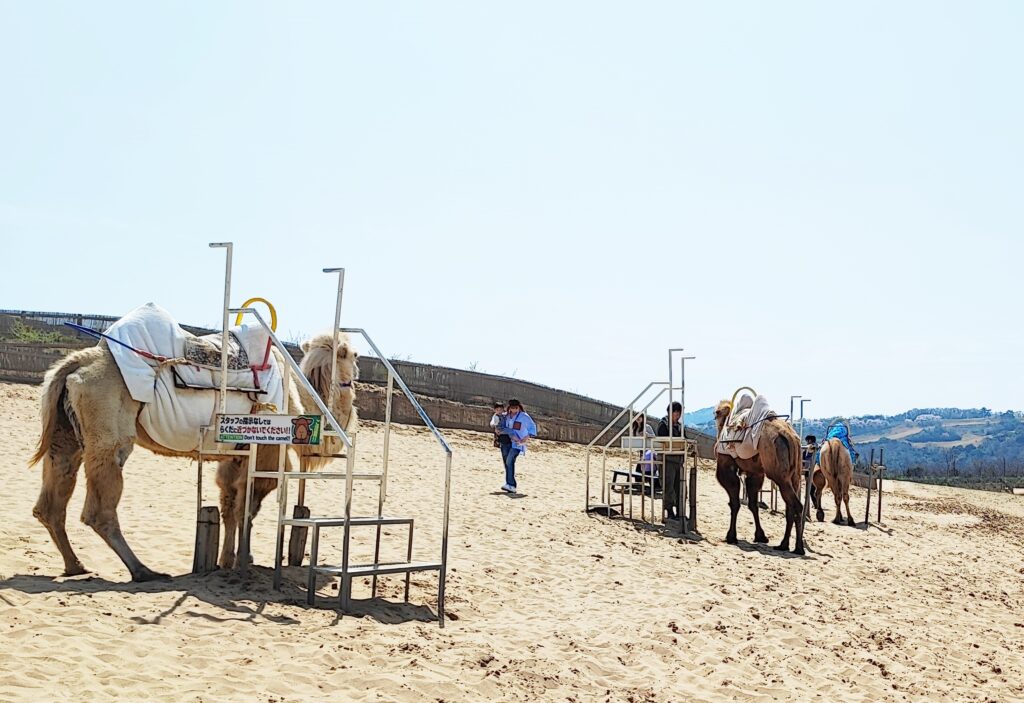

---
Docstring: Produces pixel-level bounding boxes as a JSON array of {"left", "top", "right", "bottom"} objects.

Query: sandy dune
[{"left": 1, "top": 382, "right": 1022, "bottom": 702}]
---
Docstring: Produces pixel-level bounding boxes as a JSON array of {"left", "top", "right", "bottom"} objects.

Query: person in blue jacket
[{"left": 497, "top": 398, "right": 537, "bottom": 495}]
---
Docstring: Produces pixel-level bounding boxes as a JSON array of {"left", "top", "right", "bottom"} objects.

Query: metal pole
[
  {"left": 324, "top": 268, "right": 345, "bottom": 409},
  {"left": 372, "top": 371, "right": 394, "bottom": 597},
  {"left": 439, "top": 451, "right": 452, "bottom": 628},
  {"left": 667, "top": 348, "right": 683, "bottom": 523},
  {"left": 679, "top": 355, "right": 694, "bottom": 531},
  {"left": 799, "top": 399, "right": 812, "bottom": 520},
  {"left": 193, "top": 427, "right": 206, "bottom": 574},
  {"left": 866, "top": 448, "right": 875, "bottom": 524},
  {"left": 601, "top": 449, "right": 608, "bottom": 504},
  {"left": 209, "top": 242, "right": 233, "bottom": 415},
  {"left": 585, "top": 451, "right": 591, "bottom": 512},
  {"left": 877, "top": 448, "right": 885, "bottom": 523},
  {"left": 339, "top": 449, "right": 356, "bottom": 610},
  {"left": 799, "top": 399, "right": 811, "bottom": 439}
]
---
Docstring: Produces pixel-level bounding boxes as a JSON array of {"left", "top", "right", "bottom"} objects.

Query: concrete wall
[
  {"left": 0, "top": 342, "right": 80, "bottom": 384},
  {"left": 0, "top": 310, "right": 717, "bottom": 455},
  {"left": 356, "top": 357, "right": 625, "bottom": 425}
]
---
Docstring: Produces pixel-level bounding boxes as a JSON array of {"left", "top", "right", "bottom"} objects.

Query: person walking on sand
[
  {"left": 497, "top": 398, "right": 536, "bottom": 495},
  {"left": 490, "top": 400, "right": 512, "bottom": 466}
]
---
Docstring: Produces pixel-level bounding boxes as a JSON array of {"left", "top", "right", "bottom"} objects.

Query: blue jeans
[{"left": 504, "top": 446, "right": 521, "bottom": 489}]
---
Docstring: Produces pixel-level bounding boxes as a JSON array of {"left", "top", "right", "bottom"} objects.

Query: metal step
[
  {"left": 315, "top": 561, "right": 442, "bottom": 578},
  {"left": 283, "top": 516, "right": 413, "bottom": 528},
  {"left": 250, "top": 471, "right": 382, "bottom": 480}
]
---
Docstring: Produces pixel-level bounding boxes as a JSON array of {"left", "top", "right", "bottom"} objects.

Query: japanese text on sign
[{"left": 216, "top": 414, "right": 322, "bottom": 445}]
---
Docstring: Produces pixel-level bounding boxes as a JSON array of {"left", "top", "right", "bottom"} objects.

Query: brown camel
[
  {"left": 714, "top": 399, "right": 806, "bottom": 555},
  {"left": 29, "top": 332, "right": 357, "bottom": 581},
  {"left": 215, "top": 333, "right": 358, "bottom": 569},
  {"left": 809, "top": 438, "right": 856, "bottom": 526}
]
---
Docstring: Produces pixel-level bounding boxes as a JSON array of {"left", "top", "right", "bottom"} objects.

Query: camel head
[
  {"left": 299, "top": 332, "right": 360, "bottom": 403},
  {"left": 714, "top": 400, "right": 733, "bottom": 435}
]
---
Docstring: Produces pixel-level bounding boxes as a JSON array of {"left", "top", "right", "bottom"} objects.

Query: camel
[
  {"left": 714, "top": 399, "right": 806, "bottom": 555},
  {"left": 29, "top": 332, "right": 357, "bottom": 581},
  {"left": 809, "top": 438, "right": 856, "bottom": 526},
  {"left": 215, "top": 333, "right": 358, "bottom": 569}
]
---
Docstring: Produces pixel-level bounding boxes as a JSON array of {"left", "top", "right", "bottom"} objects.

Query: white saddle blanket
[
  {"left": 106, "top": 303, "right": 285, "bottom": 452},
  {"left": 716, "top": 393, "right": 774, "bottom": 461}
]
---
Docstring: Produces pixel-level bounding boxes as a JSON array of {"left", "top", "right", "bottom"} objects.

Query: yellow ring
[
  {"left": 730, "top": 386, "right": 757, "bottom": 407},
  {"left": 236, "top": 297, "right": 277, "bottom": 332}
]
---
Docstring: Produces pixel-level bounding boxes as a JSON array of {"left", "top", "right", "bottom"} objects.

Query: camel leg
[
  {"left": 775, "top": 496, "right": 793, "bottom": 552},
  {"left": 831, "top": 489, "right": 845, "bottom": 525},
  {"left": 812, "top": 471, "right": 826, "bottom": 522},
  {"left": 33, "top": 426, "right": 87, "bottom": 576},
  {"left": 216, "top": 459, "right": 242, "bottom": 569},
  {"left": 775, "top": 481, "right": 806, "bottom": 555},
  {"left": 236, "top": 477, "right": 277, "bottom": 566},
  {"left": 843, "top": 488, "right": 856, "bottom": 527},
  {"left": 774, "top": 482, "right": 806, "bottom": 556},
  {"left": 716, "top": 462, "right": 742, "bottom": 545},
  {"left": 81, "top": 440, "right": 169, "bottom": 581},
  {"left": 745, "top": 474, "right": 768, "bottom": 543}
]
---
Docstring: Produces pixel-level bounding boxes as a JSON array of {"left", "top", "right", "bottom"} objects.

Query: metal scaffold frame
[
  {"left": 196, "top": 243, "right": 454, "bottom": 627},
  {"left": 584, "top": 348, "right": 698, "bottom": 535}
]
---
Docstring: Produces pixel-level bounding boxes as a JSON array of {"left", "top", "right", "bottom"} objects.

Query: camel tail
[{"left": 29, "top": 354, "right": 82, "bottom": 467}]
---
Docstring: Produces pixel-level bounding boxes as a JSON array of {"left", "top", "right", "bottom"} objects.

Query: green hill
[{"left": 688, "top": 406, "right": 1024, "bottom": 477}]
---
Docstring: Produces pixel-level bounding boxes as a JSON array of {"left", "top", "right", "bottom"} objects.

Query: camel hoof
[
  {"left": 848, "top": 519, "right": 858, "bottom": 527},
  {"left": 754, "top": 533, "right": 769, "bottom": 544},
  {"left": 773, "top": 543, "right": 790, "bottom": 552},
  {"left": 133, "top": 568, "right": 171, "bottom": 582},
  {"left": 816, "top": 510, "right": 825, "bottom": 522},
  {"left": 725, "top": 533, "right": 738, "bottom": 545},
  {"left": 63, "top": 564, "right": 90, "bottom": 577},
  {"left": 832, "top": 517, "right": 844, "bottom": 526},
  {"left": 792, "top": 546, "right": 806, "bottom": 556}
]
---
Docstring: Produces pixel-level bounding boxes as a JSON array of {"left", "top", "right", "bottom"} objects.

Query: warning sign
[{"left": 216, "top": 414, "right": 322, "bottom": 445}]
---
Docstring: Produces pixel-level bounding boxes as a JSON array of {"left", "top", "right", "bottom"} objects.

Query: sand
[{"left": 1, "top": 381, "right": 1022, "bottom": 702}]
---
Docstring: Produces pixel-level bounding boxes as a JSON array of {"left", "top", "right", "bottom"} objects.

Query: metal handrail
[
  {"left": 587, "top": 381, "right": 668, "bottom": 449},
  {"left": 230, "top": 307, "right": 354, "bottom": 449},
  {"left": 341, "top": 326, "right": 453, "bottom": 627},
  {"left": 601, "top": 386, "right": 671, "bottom": 451},
  {"left": 341, "top": 327, "right": 453, "bottom": 456},
  {"left": 585, "top": 381, "right": 670, "bottom": 512}
]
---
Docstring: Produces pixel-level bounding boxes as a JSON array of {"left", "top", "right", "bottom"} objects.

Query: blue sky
[{"left": 1, "top": 2, "right": 1020, "bottom": 418}]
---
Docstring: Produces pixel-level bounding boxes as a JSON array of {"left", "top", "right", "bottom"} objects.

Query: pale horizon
[{"left": 2, "top": 2, "right": 1020, "bottom": 419}]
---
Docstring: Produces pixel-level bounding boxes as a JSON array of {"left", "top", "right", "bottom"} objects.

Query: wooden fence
[{"left": 0, "top": 311, "right": 716, "bottom": 454}]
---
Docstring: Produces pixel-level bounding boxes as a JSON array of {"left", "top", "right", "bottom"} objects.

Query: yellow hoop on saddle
[
  {"left": 235, "top": 297, "right": 277, "bottom": 332},
  {"left": 730, "top": 386, "right": 757, "bottom": 407}
]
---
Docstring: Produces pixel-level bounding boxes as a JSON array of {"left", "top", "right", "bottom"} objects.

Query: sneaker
[
  {"left": 500, "top": 484, "right": 512, "bottom": 493},
  {"left": 508, "top": 485, "right": 517, "bottom": 495}
]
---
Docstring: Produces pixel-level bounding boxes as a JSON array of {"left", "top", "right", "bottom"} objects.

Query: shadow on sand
[
  {"left": 0, "top": 565, "right": 438, "bottom": 626},
  {"left": 731, "top": 540, "right": 817, "bottom": 560}
]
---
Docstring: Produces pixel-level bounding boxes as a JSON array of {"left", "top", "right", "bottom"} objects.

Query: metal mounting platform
[
  {"left": 251, "top": 471, "right": 382, "bottom": 481},
  {"left": 316, "top": 561, "right": 442, "bottom": 578},
  {"left": 283, "top": 516, "right": 413, "bottom": 528}
]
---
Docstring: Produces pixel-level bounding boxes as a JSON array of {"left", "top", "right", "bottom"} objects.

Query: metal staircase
[{"left": 200, "top": 244, "right": 454, "bottom": 627}]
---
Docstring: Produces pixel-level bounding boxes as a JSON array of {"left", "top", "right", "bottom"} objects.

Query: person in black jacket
[{"left": 658, "top": 401, "right": 683, "bottom": 520}]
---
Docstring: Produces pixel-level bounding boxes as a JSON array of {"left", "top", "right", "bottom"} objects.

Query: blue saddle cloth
[{"left": 816, "top": 423, "right": 858, "bottom": 464}]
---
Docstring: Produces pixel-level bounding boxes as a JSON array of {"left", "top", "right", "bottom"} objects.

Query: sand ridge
[{"left": 1, "top": 382, "right": 1023, "bottom": 702}]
